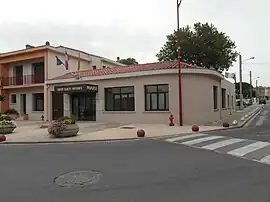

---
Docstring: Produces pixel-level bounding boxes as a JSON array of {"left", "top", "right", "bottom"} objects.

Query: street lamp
[
  {"left": 256, "top": 77, "right": 260, "bottom": 102},
  {"left": 239, "top": 54, "right": 255, "bottom": 110},
  {"left": 177, "top": 0, "right": 183, "bottom": 126}
]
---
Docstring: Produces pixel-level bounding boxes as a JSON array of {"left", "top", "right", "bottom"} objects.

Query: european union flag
[{"left": 55, "top": 56, "right": 64, "bottom": 66}]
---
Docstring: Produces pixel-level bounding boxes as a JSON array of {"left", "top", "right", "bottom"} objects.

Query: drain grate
[{"left": 54, "top": 170, "right": 102, "bottom": 188}]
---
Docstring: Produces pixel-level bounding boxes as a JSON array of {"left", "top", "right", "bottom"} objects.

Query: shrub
[
  {"left": 4, "top": 108, "right": 19, "bottom": 115},
  {"left": 48, "top": 121, "right": 66, "bottom": 135},
  {"left": 0, "top": 114, "right": 16, "bottom": 128},
  {"left": 58, "top": 116, "right": 76, "bottom": 124},
  {"left": 48, "top": 116, "right": 75, "bottom": 136}
]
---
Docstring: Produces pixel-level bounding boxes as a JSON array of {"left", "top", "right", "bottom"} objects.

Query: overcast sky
[{"left": 0, "top": 0, "right": 269, "bottom": 86}]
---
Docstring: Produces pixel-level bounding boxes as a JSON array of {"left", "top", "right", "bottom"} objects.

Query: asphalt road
[
  {"left": 205, "top": 103, "right": 270, "bottom": 142},
  {"left": 2, "top": 139, "right": 270, "bottom": 201}
]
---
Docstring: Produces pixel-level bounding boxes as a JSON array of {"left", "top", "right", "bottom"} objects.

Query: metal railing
[{"left": 1, "top": 74, "right": 45, "bottom": 86}]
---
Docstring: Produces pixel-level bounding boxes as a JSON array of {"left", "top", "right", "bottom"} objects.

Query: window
[
  {"left": 11, "top": 94, "right": 16, "bottom": 104},
  {"left": 145, "top": 84, "right": 169, "bottom": 111},
  {"left": 213, "top": 86, "right": 218, "bottom": 110},
  {"left": 227, "top": 94, "right": 230, "bottom": 108},
  {"left": 221, "top": 88, "right": 226, "bottom": 109},
  {"left": 105, "top": 86, "right": 135, "bottom": 111},
  {"left": 92, "top": 65, "right": 96, "bottom": 69},
  {"left": 33, "top": 93, "right": 44, "bottom": 111}
]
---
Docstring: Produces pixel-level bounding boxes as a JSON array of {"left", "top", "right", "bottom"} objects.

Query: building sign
[{"left": 55, "top": 84, "right": 98, "bottom": 93}]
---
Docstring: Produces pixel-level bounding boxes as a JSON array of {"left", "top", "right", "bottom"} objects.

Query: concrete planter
[
  {"left": 0, "top": 124, "right": 16, "bottom": 134},
  {"left": 7, "top": 114, "right": 19, "bottom": 120},
  {"left": 53, "top": 124, "right": 79, "bottom": 138}
]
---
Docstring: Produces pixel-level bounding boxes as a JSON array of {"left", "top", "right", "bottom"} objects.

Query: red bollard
[
  {"left": 169, "top": 114, "right": 174, "bottom": 126},
  {"left": 0, "top": 135, "right": 6, "bottom": 142},
  {"left": 192, "top": 125, "right": 199, "bottom": 132}
]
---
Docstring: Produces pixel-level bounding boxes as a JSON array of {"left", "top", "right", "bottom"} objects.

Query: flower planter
[
  {"left": 49, "top": 123, "right": 79, "bottom": 138},
  {"left": 23, "top": 114, "right": 29, "bottom": 120},
  {"left": 0, "top": 124, "right": 16, "bottom": 134},
  {"left": 7, "top": 114, "right": 19, "bottom": 120}
]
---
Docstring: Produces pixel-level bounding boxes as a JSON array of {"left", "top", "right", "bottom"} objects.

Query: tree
[
  {"left": 235, "top": 82, "right": 255, "bottom": 98},
  {"left": 0, "top": 95, "right": 5, "bottom": 102},
  {"left": 117, "top": 57, "right": 138, "bottom": 65},
  {"left": 156, "top": 22, "right": 238, "bottom": 72}
]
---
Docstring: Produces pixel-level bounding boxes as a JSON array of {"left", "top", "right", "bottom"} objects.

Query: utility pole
[
  {"left": 249, "top": 71, "right": 253, "bottom": 105},
  {"left": 239, "top": 54, "right": 244, "bottom": 110},
  {"left": 177, "top": 0, "right": 183, "bottom": 126},
  {"left": 256, "top": 79, "right": 258, "bottom": 102}
]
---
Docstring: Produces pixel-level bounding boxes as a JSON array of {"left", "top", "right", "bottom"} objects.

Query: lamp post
[
  {"left": 177, "top": 0, "right": 183, "bottom": 126},
  {"left": 239, "top": 54, "right": 255, "bottom": 110},
  {"left": 256, "top": 77, "right": 260, "bottom": 102}
]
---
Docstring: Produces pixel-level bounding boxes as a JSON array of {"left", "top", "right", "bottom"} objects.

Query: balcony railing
[{"left": 1, "top": 74, "right": 45, "bottom": 86}]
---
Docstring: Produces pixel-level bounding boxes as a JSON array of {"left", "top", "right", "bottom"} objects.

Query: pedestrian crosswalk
[{"left": 164, "top": 133, "right": 270, "bottom": 166}]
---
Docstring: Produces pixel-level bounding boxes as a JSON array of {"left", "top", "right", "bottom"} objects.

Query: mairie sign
[{"left": 55, "top": 84, "right": 98, "bottom": 93}]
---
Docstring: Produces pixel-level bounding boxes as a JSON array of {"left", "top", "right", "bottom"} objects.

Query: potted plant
[
  {"left": 4, "top": 108, "right": 19, "bottom": 120},
  {"left": 0, "top": 114, "right": 16, "bottom": 134},
  {"left": 48, "top": 116, "right": 79, "bottom": 138}
]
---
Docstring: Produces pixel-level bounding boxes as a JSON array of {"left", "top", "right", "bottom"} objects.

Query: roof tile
[{"left": 51, "top": 60, "right": 199, "bottom": 80}]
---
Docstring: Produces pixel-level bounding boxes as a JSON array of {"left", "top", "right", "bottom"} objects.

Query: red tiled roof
[{"left": 51, "top": 60, "right": 199, "bottom": 80}]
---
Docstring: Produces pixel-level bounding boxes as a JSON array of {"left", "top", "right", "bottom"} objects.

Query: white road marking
[
  {"left": 260, "top": 154, "right": 270, "bottom": 164},
  {"left": 256, "top": 115, "right": 267, "bottom": 126},
  {"left": 227, "top": 141, "right": 270, "bottom": 157},
  {"left": 262, "top": 110, "right": 268, "bottom": 115},
  {"left": 181, "top": 135, "right": 224, "bottom": 146},
  {"left": 201, "top": 138, "right": 245, "bottom": 150},
  {"left": 166, "top": 133, "right": 208, "bottom": 142}
]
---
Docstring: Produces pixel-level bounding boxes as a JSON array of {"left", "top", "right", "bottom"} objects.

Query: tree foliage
[
  {"left": 0, "top": 95, "right": 5, "bottom": 102},
  {"left": 235, "top": 82, "right": 255, "bottom": 98},
  {"left": 117, "top": 57, "right": 138, "bottom": 65},
  {"left": 156, "top": 22, "right": 238, "bottom": 72}
]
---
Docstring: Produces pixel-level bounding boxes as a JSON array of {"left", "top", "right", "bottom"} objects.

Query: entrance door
[
  {"left": 71, "top": 93, "right": 96, "bottom": 121},
  {"left": 52, "top": 92, "right": 63, "bottom": 120},
  {"left": 20, "top": 94, "right": 26, "bottom": 115}
]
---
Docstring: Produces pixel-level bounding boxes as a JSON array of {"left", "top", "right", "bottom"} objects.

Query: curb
[
  {"left": 1, "top": 137, "right": 144, "bottom": 145},
  {"left": 1, "top": 105, "right": 265, "bottom": 145},
  {"left": 156, "top": 105, "right": 265, "bottom": 140}
]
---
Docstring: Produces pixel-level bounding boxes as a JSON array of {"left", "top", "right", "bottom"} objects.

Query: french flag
[
  {"left": 64, "top": 51, "right": 69, "bottom": 70},
  {"left": 55, "top": 51, "right": 69, "bottom": 70}
]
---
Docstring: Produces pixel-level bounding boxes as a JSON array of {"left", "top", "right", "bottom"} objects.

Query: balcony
[{"left": 1, "top": 74, "right": 45, "bottom": 87}]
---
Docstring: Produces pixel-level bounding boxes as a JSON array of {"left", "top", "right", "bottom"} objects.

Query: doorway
[
  {"left": 71, "top": 92, "right": 96, "bottom": 121},
  {"left": 20, "top": 94, "right": 26, "bottom": 115},
  {"left": 52, "top": 92, "right": 63, "bottom": 120}
]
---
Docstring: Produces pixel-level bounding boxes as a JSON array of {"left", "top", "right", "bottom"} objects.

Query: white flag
[{"left": 225, "top": 72, "right": 235, "bottom": 79}]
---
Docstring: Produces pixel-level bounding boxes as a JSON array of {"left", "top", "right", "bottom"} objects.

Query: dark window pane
[
  {"left": 151, "top": 93, "right": 158, "bottom": 110},
  {"left": 105, "top": 88, "right": 113, "bottom": 111},
  {"left": 112, "top": 87, "right": 121, "bottom": 94},
  {"left": 145, "top": 85, "right": 169, "bottom": 111},
  {"left": 105, "top": 86, "right": 135, "bottom": 111},
  {"left": 146, "top": 85, "right": 157, "bottom": 93},
  {"left": 146, "top": 93, "right": 151, "bottom": 110},
  {"left": 121, "top": 87, "right": 134, "bottom": 93},
  {"left": 158, "top": 93, "right": 165, "bottom": 109},
  {"left": 158, "top": 85, "right": 169, "bottom": 92},
  {"left": 33, "top": 93, "right": 44, "bottom": 111}
]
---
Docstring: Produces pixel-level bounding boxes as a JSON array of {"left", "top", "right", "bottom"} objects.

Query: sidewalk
[
  {"left": 3, "top": 123, "right": 224, "bottom": 144},
  {"left": 205, "top": 103, "right": 263, "bottom": 127},
  {"left": 1, "top": 104, "right": 264, "bottom": 144}
]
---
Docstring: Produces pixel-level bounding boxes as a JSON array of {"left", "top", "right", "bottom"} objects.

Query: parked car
[{"left": 259, "top": 99, "right": 266, "bottom": 104}]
